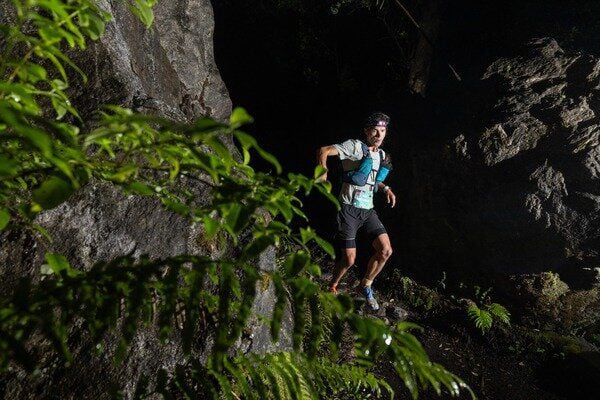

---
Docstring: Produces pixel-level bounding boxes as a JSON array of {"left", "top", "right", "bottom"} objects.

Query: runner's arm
[
  {"left": 377, "top": 182, "right": 396, "bottom": 208},
  {"left": 316, "top": 145, "right": 339, "bottom": 182}
]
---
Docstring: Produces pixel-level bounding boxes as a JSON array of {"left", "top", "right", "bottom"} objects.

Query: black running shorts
[{"left": 335, "top": 204, "right": 387, "bottom": 248}]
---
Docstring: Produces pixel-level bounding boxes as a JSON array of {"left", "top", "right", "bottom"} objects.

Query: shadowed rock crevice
[{"left": 399, "top": 38, "right": 600, "bottom": 328}]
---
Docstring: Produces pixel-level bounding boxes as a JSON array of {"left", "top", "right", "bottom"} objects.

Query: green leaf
[
  {"left": 162, "top": 199, "right": 190, "bottom": 216},
  {"left": 40, "top": 48, "right": 67, "bottom": 82},
  {"left": 110, "top": 165, "right": 138, "bottom": 182},
  {"left": 313, "top": 165, "right": 327, "bottom": 180},
  {"left": 306, "top": 263, "right": 321, "bottom": 276},
  {"left": 39, "top": 25, "right": 64, "bottom": 46},
  {"left": 0, "top": 82, "right": 41, "bottom": 114},
  {"left": 291, "top": 205, "right": 307, "bottom": 220},
  {"left": 127, "top": 0, "right": 155, "bottom": 28},
  {"left": 191, "top": 117, "right": 227, "bottom": 132},
  {"left": 267, "top": 220, "right": 291, "bottom": 234},
  {"left": 315, "top": 181, "right": 340, "bottom": 210},
  {"left": 230, "top": 107, "right": 254, "bottom": 128},
  {"left": 17, "top": 63, "right": 47, "bottom": 84},
  {"left": 233, "top": 130, "right": 255, "bottom": 150},
  {"left": 81, "top": 12, "right": 107, "bottom": 40},
  {"left": 314, "top": 235, "right": 335, "bottom": 258},
  {"left": 47, "top": 155, "right": 75, "bottom": 182},
  {"left": 243, "top": 235, "right": 275, "bottom": 259},
  {"left": 126, "top": 181, "right": 155, "bottom": 196},
  {"left": 168, "top": 159, "right": 180, "bottom": 181},
  {"left": 32, "top": 223, "right": 53, "bottom": 242},
  {"left": 255, "top": 146, "right": 282, "bottom": 174},
  {"left": 300, "top": 228, "right": 314, "bottom": 245},
  {"left": 0, "top": 156, "right": 20, "bottom": 177},
  {"left": 32, "top": 175, "right": 74, "bottom": 210},
  {"left": 203, "top": 215, "right": 220, "bottom": 239},
  {"left": 44, "top": 253, "right": 70, "bottom": 274},
  {"left": 28, "top": 64, "right": 47, "bottom": 81},
  {"left": 206, "top": 136, "right": 233, "bottom": 166},
  {"left": 0, "top": 103, "right": 51, "bottom": 155},
  {"left": 274, "top": 197, "right": 293, "bottom": 222},
  {"left": 283, "top": 251, "right": 310, "bottom": 276},
  {"left": 220, "top": 203, "right": 252, "bottom": 235},
  {"left": 0, "top": 208, "right": 10, "bottom": 231},
  {"left": 50, "top": 96, "right": 68, "bottom": 119},
  {"left": 233, "top": 130, "right": 255, "bottom": 164}
]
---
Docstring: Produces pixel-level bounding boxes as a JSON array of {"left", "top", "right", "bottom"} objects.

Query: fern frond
[
  {"left": 391, "top": 322, "right": 474, "bottom": 399},
  {"left": 207, "top": 351, "right": 394, "bottom": 400},
  {"left": 468, "top": 304, "right": 493, "bottom": 333},
  {"left": 486, "top": 303, "right": 511, "bottom": 325}
]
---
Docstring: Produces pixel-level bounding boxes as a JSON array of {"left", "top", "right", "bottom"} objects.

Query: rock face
[
  {"left": 0, "top": 2, "right": 289, "bottom": 399},
  {"left": 466, "top": 38, "right": 599, "bottom": 275},
  {"left": 402, "top": 38, "right": 600, "bottom": 329},
  {"left": 74, "top": 0, "right": 231, "bottom": 122}
]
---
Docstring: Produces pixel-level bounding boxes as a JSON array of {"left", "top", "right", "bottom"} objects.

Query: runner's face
[{"left": 365, "top": 126, "right": 387, "bottom": 147}]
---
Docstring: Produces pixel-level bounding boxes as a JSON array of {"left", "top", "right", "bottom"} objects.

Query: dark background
[{"left": 211, "top": 0, "right": 600, "bottom": 267}]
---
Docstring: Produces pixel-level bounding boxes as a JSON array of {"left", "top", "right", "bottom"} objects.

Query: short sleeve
[{"left": 333, "top": 139, "right": 362, "bottom": 161}]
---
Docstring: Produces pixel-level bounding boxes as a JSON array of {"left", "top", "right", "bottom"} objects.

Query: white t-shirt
[{"left": 333, "top": 139, "right": 383, "bottom": 209}]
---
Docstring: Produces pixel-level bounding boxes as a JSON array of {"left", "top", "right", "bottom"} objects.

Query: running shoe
[{"left": 363, "top": 286, "right": 379, "bottom": 311}]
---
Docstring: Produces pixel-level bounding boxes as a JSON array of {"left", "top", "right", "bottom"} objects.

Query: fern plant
[
  {"left": 467, "top": 302, "right": 511, "bottom": 335},
  {"left": 0, "top": 1, "right": 474, "bottom": 399}
]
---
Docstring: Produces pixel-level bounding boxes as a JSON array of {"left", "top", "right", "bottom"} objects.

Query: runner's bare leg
[
  {"left": 330, "top": 247, "right": 356, "bottom": 288},
  {"left": 362, "top": 233, "right": 392, "bottom": 285}
]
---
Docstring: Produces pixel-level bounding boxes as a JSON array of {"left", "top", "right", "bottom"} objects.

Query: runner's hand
[{"left": 386, "top": 188, "right": 396, "bottom": 208}]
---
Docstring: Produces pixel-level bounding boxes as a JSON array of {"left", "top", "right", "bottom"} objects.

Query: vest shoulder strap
[{"left": 358, "top": 140, "right": 369, "bottom": 158}]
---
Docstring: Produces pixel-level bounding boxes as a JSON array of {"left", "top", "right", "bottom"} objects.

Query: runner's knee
[
  {"left": 336, "top": 251, "right": 356, "bottom": 268},
  {"left": 377, "top": 246, "right": 392, "bottom": 260},
  {"left": 344, "top": 254, "right": 356, "bottom": 267}
]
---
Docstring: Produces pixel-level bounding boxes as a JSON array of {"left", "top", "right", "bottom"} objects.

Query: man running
[{"left": 317, "top": 112, "right": 396, "bottom": 311}]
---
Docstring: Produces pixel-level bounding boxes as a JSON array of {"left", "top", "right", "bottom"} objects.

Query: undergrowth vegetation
[
  {"left": 467, "top": 303, "right": 510, "bottom": 335},
  {"left": 0, "top": 1, "right": 473, "bottom": 398},
  {"left": 395, "top": 275, "right": 511, "bottom": 337},
  {"left": 465, "top": 286, "right": 510, "bottom": 335}
]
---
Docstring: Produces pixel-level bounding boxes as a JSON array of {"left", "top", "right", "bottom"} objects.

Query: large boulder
[
  {"left": 73, "top": 0, "right": 231, "bottom": 122},
  {"left": 0, "top": 2, "right": 290, "bottom": 399},
  {"left": 402, "top": 38, "right": 600, "bottom": 329}
]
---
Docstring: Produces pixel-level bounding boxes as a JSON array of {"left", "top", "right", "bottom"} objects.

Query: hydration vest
[{"left": 342, "top": 141, "right": 392, "bottom": 191}]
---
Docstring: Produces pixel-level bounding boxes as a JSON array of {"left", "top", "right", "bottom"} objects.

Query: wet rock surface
[{"left": 401, "top": 38, "right": 600, "bottom": 327}]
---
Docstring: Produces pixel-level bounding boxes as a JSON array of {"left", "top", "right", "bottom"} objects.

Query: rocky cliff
[
  {"left": 0, "top": 2, "right": 288, "bottom": 399},
  {"left": 74, "top": 0, "right": 231, "bottom": 122},
  {"left": 402, "top": 38, "right": 600, "bottom": 330}
]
